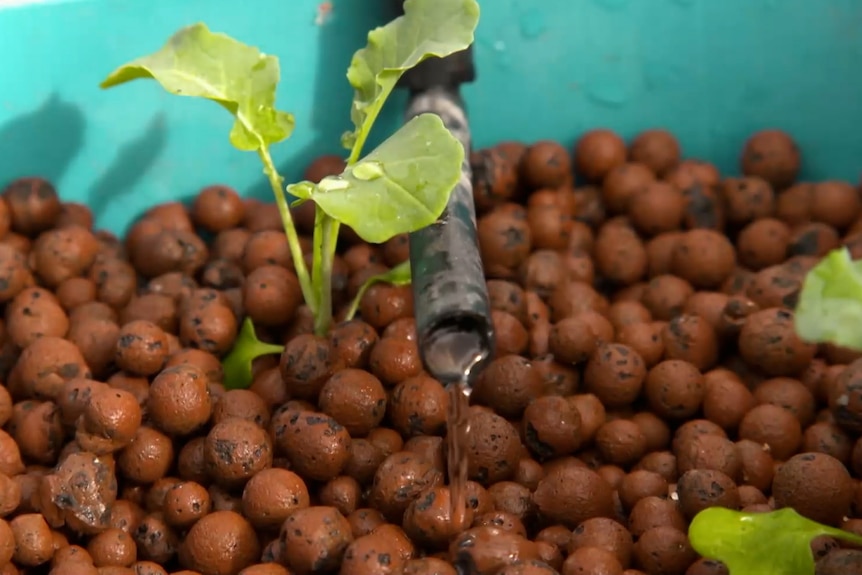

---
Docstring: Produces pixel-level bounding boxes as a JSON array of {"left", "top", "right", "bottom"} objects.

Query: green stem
[
  {"left": 313, "top": 212, "right": 339, "bottom": 336},
  {"left": 346, "top": 92, "right": 391, "bottom": 165},
  {"left": 257, "top": 146, "right": 317, "bottom": 314}
]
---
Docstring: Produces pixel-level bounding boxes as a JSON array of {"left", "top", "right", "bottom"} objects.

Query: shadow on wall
[
  {"left": 88, "top": 113, "right": 168, "bottom": 220},
  {"left": 0, "top": 92, "right": 168, "bottom": 218},
  {"left": 244, "top": 0, "right": 394, "bottom": 201},
  {"left": 0, "top": 93, "right": 85, "bottom": 186}
]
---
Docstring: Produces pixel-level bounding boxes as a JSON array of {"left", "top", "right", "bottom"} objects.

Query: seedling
[
  {"left": 794, "top": 246, "right": 862, "bottom": 349},
  {"left": 689, "top": 507, "right": 862, "bottom": 575},
  {"left": 99, "top": 0, "right": 480, "bottom": 388},
  {"left": 221, "top": 318, "right": 285, "bottom": 390}
]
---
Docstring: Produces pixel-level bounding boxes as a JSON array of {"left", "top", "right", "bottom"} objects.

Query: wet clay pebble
[
  {"left": 403, "top": 486, "right": 474, "bottom": 549},
  {"left": 522, "top": 395, "right": 582, "bottom": 460},
  {"left": 9, "top": 513, "right": 54, "bottom": 566},
  {"left": 2, "top": 177, "right": 61, "bottom": 236},
  {"left": 644, "top": 360, "right": 705, "bottom": 420},
  {"left": 521, "top": 140, "right": 572, "bottom": 189},
  {"left": 388, "top": 374, "right": 449, "bottom": 438},
  {"left": 204, "top": 417, "right": 272, "bottom": 488},
  {"left": 272, "top": 410, "right": 350, "bottom": 482},
  {"left": 318, "top": 369, "right": 386, "bottom": 437},
  {"left": 465, "top": 407, "right": 523, "bottom": 485},
  {"left": 179, "top": 511, "right": 260, "bottom": 575},
  {"left": 450, "top": 526, "right": 540, "bottom": 575},
  {"left": 633, "top": 526, "right": 697, "bottom": 575},
  {"left": 574, "top": 129, "right": 627, "bottom": 182},
  {"left": 772, "top": 452, "right": 854, "bottom": 526},
  {"left": 738, "top": 308, "right": 816, "bottom": 377},
  {"left": 533, "top": 464, "right": 614, "bottom": 528},
  {"left": 241, "top": 468, "right": 309, "bottom": 531},
  {"left": 76, "top": 387, "right": 142, "bottom": 454},
  {"left": 602, "top": 163, "right": 655, "bottom": 215},
  {"left": 280, "top": 506, "right": 352, "bottom": 575},
  {"left": 147, "top": 365, "right": 212, "bottom": 436},
  {"left": 738, "top": 403, "right": 802, "bottom": 461},
  {"left": 568, "top": 517, "right": 633, "bottom": 569},
  {"left": 87, "top": 528, "right": 137, "bottom": 567},
  {"left": 242, "top": 265, "right": 302, "bottom": 328},
  {"left": 670, "top": 230, "right": 736, "bottom": 289},
  {"left": 473, "top": 355, "right": 543, "bottom": 419},
  {"left": 629, "top": 129, "right": 681, "bottom": 177},
  {"left": 740, "top": 129, "right": 801, "bottom": 189},
  {"left": 583, "top": 343, "right": 647, "bottom": 408},
  {"left": 676, "top": 469, "right": 740, "bottom": 520},
  {"left": 191, "top": 185, "right": 245, "bottom": 233}
]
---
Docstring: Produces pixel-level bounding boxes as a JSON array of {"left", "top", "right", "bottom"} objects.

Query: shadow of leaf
[
  {"left": 0, "top": 92, "right": 85, "bottom": 185},
  {"left": 87, "top": 113, "right": 168, "bottom": 219}
]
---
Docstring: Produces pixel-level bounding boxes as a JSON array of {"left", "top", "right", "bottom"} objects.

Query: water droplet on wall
[
  {"left": 587, "top": 81, "right": 629, "bottom": 107},
  {"left": 518, "top": 8, "right": 547, "bottom": 39}
]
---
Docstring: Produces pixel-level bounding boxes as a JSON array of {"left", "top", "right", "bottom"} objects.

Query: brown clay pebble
[
  {"left": 575, "top": 129, "right": 627, "bottom": 182},
  {"left": 670, "top": 230, "right": 736, "bottom": 289},
  {"left": 272, "top": 409, "right": 351, "bottom": 482},
  {"left": 739, "top": 308, "right": 816, "bottom": 377},
  {"left": 533, "top": 464, "right": 614, "bottom": 528},
  {"left": 522, "top": 141, "right": 572, "bottom": 189},
  {"left": 644, "top": 360, "right": 705, "bottom": 420},
  {"left": 583, "top": 342, "right": 647, "bottom": 408},
  {"left": 179, "top": 511, "right": 259, "bottom": 575},
  {"left": 740, "top": 129, "right": 800, "bottom": 189},
  {"left": 388, "top": 374, "right": 449, "bottom": 438},
  {"left": 633, "top": 526, "right": 697, "bottom": 575},
  {"left": 148, "top": 365, "right": 212, "bottom": 436},
  {"left": 465, "top": 407, "right": 523, "bottom": 485},
  {"left": 630, "top": 129, "right": 681, "bottom": 176},
  {"left": 522, "top": 395, "right": 582, "bottom": 460},
  {"left": 772, "top": 452, "right": 854, "bottom": 526},
  {"left": 568, "top": 517, "right": 633, "bottom": 568},
  {"left": 318, "top": 368, "right": 386, "bottom": 437},
  {"left": 738, "top": 404, "right": 802, "bottom": 461},
  {"left": 280, "top": 506, "right": 352, "bottom": 575},
  {"left": 676, "top": 469, "right": 740, "bottom": 520},
  {"left": 473, "top": 355, "right": 543, "bottom": 419},
  {"left": 88, "top": 528, "right": 137, "bottom": 567}
]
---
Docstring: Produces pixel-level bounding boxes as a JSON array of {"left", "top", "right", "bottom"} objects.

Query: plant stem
[
  {"left": 257, "top": 146, "right": 317, "bottom": 314},
  {"left": 312, "top": 210, "right": 339, "bottom": 336}
]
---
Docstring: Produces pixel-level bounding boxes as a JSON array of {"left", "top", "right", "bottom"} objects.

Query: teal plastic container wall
[{"left": 2, "top": 0, "right": 861, "bottom": 236}]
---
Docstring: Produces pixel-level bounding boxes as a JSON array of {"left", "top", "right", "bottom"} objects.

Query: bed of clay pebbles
[{"left": 1, "top": 127, "right": 862, "bottom": 575}]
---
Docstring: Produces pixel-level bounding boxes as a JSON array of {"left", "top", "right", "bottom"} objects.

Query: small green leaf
[
  {"left": 100, "top": 22, "right": 294, "bottom": 151},
  {"left": 221, "top": 317, "right": 285, "bottom": 390},
  {"left": 345, "top": 261, "right": 412, "bottom": 321},
  {"left": 795, "top": 247, "right": 862, "bottom": 350},
  {"left": 689, "top": 507, "right": 862, "bottom": 575},
  {"left": 288, "top": 113, "right": 464, "bottom": 244},
  {"left": 344, "top": 0, "right": 479, "bottom": 157}
]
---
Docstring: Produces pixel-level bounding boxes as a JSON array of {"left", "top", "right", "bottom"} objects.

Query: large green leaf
[
  {"left": 794, "top": 247, "right": 862, "bottom": 349},
  {"left": 100, "top": 22, "right": 294, "bottom": 151},
  {"left": 342, "top": 0, "right": 479, "bottom": 153},
  {"left": 689, "top": 507, "right": 862, "bottom": 575},
  {"left": 289, "top": 113, "right": 464, "bottom": 244}
]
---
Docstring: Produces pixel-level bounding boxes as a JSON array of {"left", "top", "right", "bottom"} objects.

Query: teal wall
[{"left": 2, "top": 0, "right": 861, "bottom": 235}]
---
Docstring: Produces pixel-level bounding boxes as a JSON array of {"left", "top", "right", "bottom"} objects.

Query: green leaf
[
  {"left": 221, "top": 317, "right": 285, "bottom": 390},
  {"left": 288, "top": 113, "right": 464, "bottom": 244},
  {"left": 345, "top": 261, "right": 412, "bottom": 321},
  {"left": 794, "top": 247, "right": 862, "bottom": 350},
  {"left": 689, "top": 507, "right": 862, "bottom": 575},
  {"left": 343, "top": 0, "right": 479, "bottom": 157},
  {"left": 100, "top": 22, "right": 294, "bottom": 151}
]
